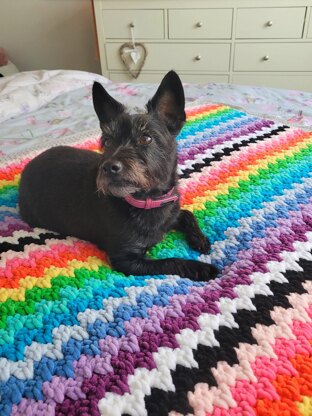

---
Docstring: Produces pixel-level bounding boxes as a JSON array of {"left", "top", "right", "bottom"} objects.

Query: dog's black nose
[{"left": 103, "top": 160, "right": 123, "bottom": 174}]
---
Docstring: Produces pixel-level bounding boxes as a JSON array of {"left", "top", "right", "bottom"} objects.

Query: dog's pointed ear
[
  {"left": 92, "top": 82, "right": 125, "bottom": 125},
  {"left": 146, "top": 71, "right": 186, "bottom": 135}
]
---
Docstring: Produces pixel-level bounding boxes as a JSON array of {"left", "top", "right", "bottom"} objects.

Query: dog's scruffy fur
[{"left": 19, "top": 71, "right": 218, "bottom": 280}]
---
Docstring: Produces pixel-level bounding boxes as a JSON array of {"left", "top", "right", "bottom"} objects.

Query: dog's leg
[
  {"left": 110, "top": 254, "right": 218, "bottom": 281},
  {"left": 173, "top": 209, "right": 211, "bottom": 254},
  {"left": 109, "top": 210, "right": 218, "bottom": 281}
]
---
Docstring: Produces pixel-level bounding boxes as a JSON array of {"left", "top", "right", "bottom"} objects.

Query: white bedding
[
  {"left": 1, "top": 69, "right": 312, "bottom": 156},
  {"left": 0, "top": 70, "right": 109, "bottom": 123}
]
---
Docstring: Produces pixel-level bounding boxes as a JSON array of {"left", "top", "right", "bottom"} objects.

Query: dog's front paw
[
  {"left": 188, "top": 233, "right": 211, "bottom": 254},
  {"left": 197, "top": 262, "right": 219, "bottom": 281},
  {"left": 186, "top": 260, "right": 219, "bottom": 281}
]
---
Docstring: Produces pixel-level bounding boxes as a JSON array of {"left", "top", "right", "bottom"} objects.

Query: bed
[
  {"left": 1, "top": 70, "right": 312, "bottom": 157},
  {"left": 0, "top": 70, "right": 312, "bottom": 416}
]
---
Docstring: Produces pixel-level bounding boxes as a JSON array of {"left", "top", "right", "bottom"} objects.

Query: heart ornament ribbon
[{"left": 119, "top": 25, "right": 147, "bottom": 79}]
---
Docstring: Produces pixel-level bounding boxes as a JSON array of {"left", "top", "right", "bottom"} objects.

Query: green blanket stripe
[{"left": 0, "top": 265, "right": 150, "bottom": 331}]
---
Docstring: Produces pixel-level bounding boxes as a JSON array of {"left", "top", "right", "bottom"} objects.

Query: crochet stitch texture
[{"left": 0, "top": 104, "right": 312, "bottom": 416}]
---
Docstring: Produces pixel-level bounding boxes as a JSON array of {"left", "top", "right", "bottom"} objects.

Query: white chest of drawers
[{"left": 93, "top": 0, "right": 312, "bottom": 91}]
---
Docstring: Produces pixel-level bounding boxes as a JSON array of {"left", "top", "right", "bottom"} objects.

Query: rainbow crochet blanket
[{"left": 0, "top": 104, "right": 312, "bottom": 416}]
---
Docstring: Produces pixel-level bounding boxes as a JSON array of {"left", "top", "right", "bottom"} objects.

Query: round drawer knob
[
  {"left": 129, "top": 22, "right": 135, "bottom": 28},
  {"left": 263, "top": 55, "right": 270, "bottom": 61},
  {"left": 196, "top": 22, "right": 203, "bottom": 28},
  {"left": 266, "top": 20, "right": 273, "bottom": 27},
  {"left": 195, "top": 55, "right": 202, "bottom": 61}
]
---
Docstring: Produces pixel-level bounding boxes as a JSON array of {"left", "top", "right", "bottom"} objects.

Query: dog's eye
[
  {"left": 103, "top": 138, "right": 112, "bottom": 147},
  {"left": 139, "top": 136, "right": 152, "bottom": 145}
]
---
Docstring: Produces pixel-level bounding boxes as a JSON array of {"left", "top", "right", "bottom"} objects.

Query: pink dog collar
[{"left": 124, "top": 187, "right": 179, "bottom": 209}]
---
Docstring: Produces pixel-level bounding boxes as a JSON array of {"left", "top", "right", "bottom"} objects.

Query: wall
[{"left": 0, "top": 0, "right": 101, "bottom": 73}]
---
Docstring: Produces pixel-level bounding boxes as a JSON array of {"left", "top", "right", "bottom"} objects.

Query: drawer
[
  {"left": 102, "top": 9, "right": 164, "bottom": 39},
  {"left": 106, "top": 43, "right": 230, "bottom": 72},
  {"left": 232, "top": 74, "right": 312, "bottom": 92},
  {"left": 234, "top": 43, "right": 312, "bottom": 71},
  {"left": 168, "top": 9, "right": 233, "bottom": 39},
  {"left": 109, "top": 72, "right": 229, "bottom": 84},
  {"left": 236, "top": 7, "right": 306, "bottom": 39}
]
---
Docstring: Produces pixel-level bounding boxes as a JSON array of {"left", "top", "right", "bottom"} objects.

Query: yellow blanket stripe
[{"left": 0, "top": 256, "right": 107, "bottom": 302}]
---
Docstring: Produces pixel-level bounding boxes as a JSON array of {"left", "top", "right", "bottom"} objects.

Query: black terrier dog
[{"left": 19, "top": 71, "right": 217, "bottom": 281}]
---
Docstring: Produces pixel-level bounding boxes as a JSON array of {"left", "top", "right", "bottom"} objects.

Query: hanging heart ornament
[{"left": 119, "top": 42, "right": 147, "bottom": 79}]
